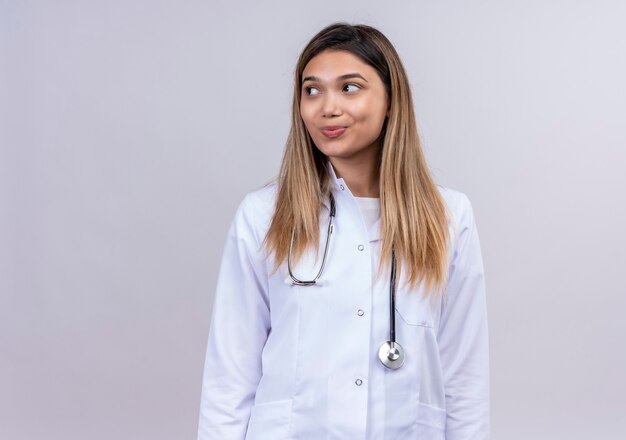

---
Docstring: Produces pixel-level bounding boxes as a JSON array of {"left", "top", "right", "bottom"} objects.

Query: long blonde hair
[{"left": 263, "top": 23, "right": 451, "bottom": 297}]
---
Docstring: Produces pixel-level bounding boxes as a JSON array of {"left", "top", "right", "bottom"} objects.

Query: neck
[{"left": 329, "top": 153, "right": 380, "bottom": 198}]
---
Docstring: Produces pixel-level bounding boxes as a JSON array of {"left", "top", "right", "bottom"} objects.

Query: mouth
[{"left": 320, "top": 126, "right": 346, "bottom": 139}]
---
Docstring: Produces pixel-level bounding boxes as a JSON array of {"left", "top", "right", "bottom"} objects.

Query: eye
[
  {"left": 304, "top": 86, "right": 319, "bottom": 96},
  {"left": 343, "top": 83, "right": 360, "bottom": 93}
]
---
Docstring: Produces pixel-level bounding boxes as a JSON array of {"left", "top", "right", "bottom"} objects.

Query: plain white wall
[{"left": 1, "top": 1, "right": 625, "bottom": 439}]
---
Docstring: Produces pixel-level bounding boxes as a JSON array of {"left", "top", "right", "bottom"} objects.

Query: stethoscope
[{"left": 287, "top": 193, "right": 405, "bottom": 370}]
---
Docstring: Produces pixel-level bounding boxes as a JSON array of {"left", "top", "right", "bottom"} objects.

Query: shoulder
[
  {"left": 230, "top": 181, "right": 278, "bottom": 243},
  {"left": 435, "top": 184, "right": 477, "bottom": 241},
  {"left": 436, "top": 185, "right": 473, "bottom": 218},
  {"left": 239, "top": 181, "right": 278, "bottom": 221}
]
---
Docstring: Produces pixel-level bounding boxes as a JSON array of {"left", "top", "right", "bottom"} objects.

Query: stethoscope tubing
[
  {"left": 287, "top": 192, "right": 405, "bottom": 369},
  {"left": 287, "top": 195, "right": 336, "bottom": 286},
  {"left": 389, "top": 249, "right": 397, "bottom": 344}
]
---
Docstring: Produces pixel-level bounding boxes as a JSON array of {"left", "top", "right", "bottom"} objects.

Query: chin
[
  {"left": 316, "top": 145, "right": 352, "bottom": 159},
  {"left": 316, "top": 141, "right": 376, "bottom": 162},
  {"left": 314, "top": 139, "right": 348, "bottom": 155}
]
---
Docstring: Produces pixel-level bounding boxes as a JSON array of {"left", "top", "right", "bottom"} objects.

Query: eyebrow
[{"left": 302, "top": 73, "right": 369, "bottom": 84}]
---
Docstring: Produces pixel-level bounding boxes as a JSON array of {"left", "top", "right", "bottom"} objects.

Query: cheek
[
  {"left": 352, "top": 97, "right": 384, "bottom": 123},
  {"left": 351, "top": 101, "right": 387, "bottom": 135},
  {"left": 299, "top": 105, "right": 316, "bottom": 130}
]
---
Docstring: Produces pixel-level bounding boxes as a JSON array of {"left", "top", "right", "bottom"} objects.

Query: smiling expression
[{"left": 300, "top": 49, "right": 389, "bottom": 163}]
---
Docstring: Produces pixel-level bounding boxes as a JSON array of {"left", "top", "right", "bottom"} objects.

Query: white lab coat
[{"left": 198, "top": 163, "right": 490, "bottom": 440}]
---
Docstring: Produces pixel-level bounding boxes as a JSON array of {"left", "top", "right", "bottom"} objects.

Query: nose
[{"left": 321, "top": 91, "right": 342, "bottom": 118}]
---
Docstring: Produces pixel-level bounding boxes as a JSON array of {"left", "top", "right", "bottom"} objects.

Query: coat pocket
[
  {"left": 416, "top": 401, "right": 446, "bottom": 439},
  {"left": 245, "top": 398, "right": 293, "bottom": 440},
  {"left": 394, "top": 292, "right": 435, "bottom": 328},
  {"left": 393, "top": 276, "right": 437, "bottom": 327}
]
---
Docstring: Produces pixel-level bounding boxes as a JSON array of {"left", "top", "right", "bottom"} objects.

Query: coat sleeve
[
  {"left": 197, "top": 194, "right": 271, "bottom": 440},
  {"left": 437, "top": 194, "right": 490, "bottom": 439}
]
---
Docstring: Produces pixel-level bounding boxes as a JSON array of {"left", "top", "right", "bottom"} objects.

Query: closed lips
[{"left": 321, "top": 127, "right": 346, "bottom": 138}]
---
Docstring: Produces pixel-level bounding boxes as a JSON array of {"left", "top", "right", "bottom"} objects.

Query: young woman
[{"left": 198, "top": 23, "right": 490, "bottom": 440}]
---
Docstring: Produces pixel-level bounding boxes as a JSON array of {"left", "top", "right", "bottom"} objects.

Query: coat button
[
  {"left": 355, "top": 379, "right": 363, "bottom": 386},
  {"left": 357, "top": 244, "right": 364, "bottom": 251},
  {"left": 357, "top": 309, "right": 364, "bottom": 316}
]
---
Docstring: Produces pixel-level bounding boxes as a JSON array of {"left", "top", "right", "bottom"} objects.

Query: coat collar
[
  {"left": 321, "top": 160, "right": 345, "bottom": 211},
  {"left": 326, "top": 160, "right": 345, "bottom": 192},
  {"left": 321, "top": 160, "right": 382, "bottom": 242}
]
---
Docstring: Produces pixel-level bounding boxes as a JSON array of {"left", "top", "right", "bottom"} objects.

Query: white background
[{"left": 1, "top": 1, "right": 625, "bottom": 438}]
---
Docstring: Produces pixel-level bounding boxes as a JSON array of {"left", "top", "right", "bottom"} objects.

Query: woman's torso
[{"left": 240, "top": 175, "right": 466, "bottom": 440}]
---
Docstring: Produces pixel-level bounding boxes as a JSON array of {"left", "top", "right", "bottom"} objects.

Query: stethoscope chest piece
[{"left": 378, "top": 341, "right": 405, "bottom": 369}]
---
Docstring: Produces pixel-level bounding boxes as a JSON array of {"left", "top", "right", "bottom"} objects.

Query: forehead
[{"left": 302, "top": 49, "right": 376, "bottom": 79}]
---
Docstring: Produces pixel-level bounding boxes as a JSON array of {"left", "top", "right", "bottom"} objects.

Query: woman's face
[{"left": 300, "top": 49, "right": 389, "bottom": 163}]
